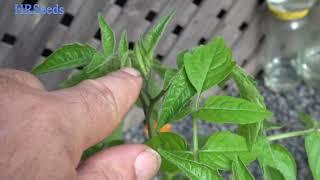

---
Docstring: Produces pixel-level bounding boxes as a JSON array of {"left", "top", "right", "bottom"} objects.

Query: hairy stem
[
  {"left": 193, "top": 93, "right": 201, "bottom": 160},
  {"left": 141, "top": 86, "right": 168, "bottom": 139},
  {"left": 267, "top": 128, "right": 319, "bottom": 141}
]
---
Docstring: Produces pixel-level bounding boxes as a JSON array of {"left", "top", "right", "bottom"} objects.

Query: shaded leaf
[
  {"left": 98, "top": 14, "right": 115, "bottom": 56},
  {"left": 152, "top": 60, "right": 173, "bottom": 79},
  {"left": 158, "top": 69, "right": 196, "bottom": 128},
  {"left": 146, "top": 132, "right": 188, "bottom": 173},
  {"left": 32, "top": 43, "right": 96, "bottom": 74},
  {"left": 232, "top": 66, "right": 267, "bottom": 149},
  {"left": 184, "top": 37, "right": 235, "bottom": 92},
  {"left": 259, "top": 140, "right": 296, "bottom": 180},
  {"left": 232, "top": 156, "right": 254, "bottom": 180},
  {"left": 177, "top": 50, "right": 187, "bottom": 69},
  {"left": 158, "top": 149, "right": 222, "bottom": 180},
  {"left": 59, "top": 70, "right": 88, "bottom": 88},
  {"left": 199, "top": 96, "right": 272, "bottom": 124},
  {"left": 231, "top": 66, "right": 266, "bottom": 108},
  {"left": 305, "top": 132, "right": 320, "bottom": 180},
  {"left": 264, "top": 166, "right": 285, "bottom": 180},
  {"left": 299, "top": 112, "right": 318, "bottom": 129}
]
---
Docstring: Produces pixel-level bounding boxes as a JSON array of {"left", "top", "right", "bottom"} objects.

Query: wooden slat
[
  {"left": 232, "top": 13, "right": 264, "bottom": 65},
  {"left": 0, "top": 1, "right": 16, "bottom": 38},
  {"left": 0, "top": 43, "right": 13, "bottom": 66},
  {"left": 0, "top": 0, "right": 266, "bottom": 87},
  {"left": 164, "top": 0, "right": 234, "bottom": 67},
  {"left": 213, "top": 0, "right": 258, "bottom": 46},
  {"left": 155, "top": 0, "right": 198, "bottom": 57},
  {"left": 1, "top": 1, "right": 70, "bottom": 70},
  {"left": 112, "top": 0, "right": 168, "bottom": 41}
]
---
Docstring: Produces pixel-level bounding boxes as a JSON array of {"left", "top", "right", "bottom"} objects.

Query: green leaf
[
  {"left": 198, "top": 96, "right": 272, "bottom": 124},
  {"left": 59, "top": 55, "right": 120, "bottom": 88},
  {"left": 163, "top": 69, "right": 177, "bottom": 89},
  {"left": 143, "top": 11, "right": 175, "bottom": 56},
  {"left": 264, "top": 166, "right": 285, "bottom": 180},
  {"left": 177, "top": 50, "right": 187, "bottom": 69},
  {"left": 201, "top": 132, "right": 248, "bottom": 152},
  {"left": 184, "top": 37, "right": 235, "bottom": 92},
  {"left": 146, "top": 132, "right": 188, "bottom": 151},
  {"left": 299, "top": 112, "right": 318, "bottom": 129},
  {"left": 259, "top": 140, "right": 296, "bottom": 180},
  {"left": 232, "top": 66, "right": 267, "bottom": 149},
  {"left": 152, "top": 60, "right": 169, "bottom": 78},
  {"left": 199, "top": 131, "right": 258, "bottom": 170},
  {"left": 134, "top": 41, "right": 151, "bottom": 78},
  {"left": 59, "top": 70, "right": 89, "bottom": 88},
  {"left": 158, "top": 149, "right": 223, "bottom": 180},
  {"left": 305, "top": 132, "right": 320, "bottom": 180},
  {"left": 83, "top": 52, "right": 106, "bottom": 73},
  {"left": 32, "top": 43, "right": 96, "bottom": 74},
  {"left": 118, "top": 31, "right": 128, "bottom": 59},
  {"left": 98, "top": 14, "right": 115, "bottom": 56},
  {"left": 172, "top": 100, "right": 194, "bottom": 122},
  {"left": 158, "top": 68, "right": 196, "bottom": 128},
  {"left": 146, "top": 132, "right": 188, "bottom": 173},
  {"left": 232, "top": 156, "right": 254, "bottom": 180},
  {"left": 120, "top": 51, "right": 131, "bottom": 67},
  {"left": 231, "top": 66, "right": 266, "bottom": 108}
]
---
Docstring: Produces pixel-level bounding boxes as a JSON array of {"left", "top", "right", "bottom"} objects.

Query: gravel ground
[{"left": 124, "top": 78, "right": 320, "bottom": 180}]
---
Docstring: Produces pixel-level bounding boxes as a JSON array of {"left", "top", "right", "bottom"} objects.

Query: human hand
[{"left": 0, "top": 68, "right": 161, "bottom": 180}]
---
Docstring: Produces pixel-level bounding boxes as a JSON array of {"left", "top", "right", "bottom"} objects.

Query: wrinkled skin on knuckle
[{"left": 78, "top": 79, "right": 119, "bottom": 125}]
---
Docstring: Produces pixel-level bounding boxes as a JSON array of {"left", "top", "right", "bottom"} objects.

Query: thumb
[{"left": 77, "top": 145, "right": 161, "bottom": 180}]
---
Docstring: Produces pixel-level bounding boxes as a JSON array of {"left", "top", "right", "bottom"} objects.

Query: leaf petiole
[
  {"left": 267, "top": 128, "right": 320, "bottom": 141},
  {"left": 193, "top": 93, "right": 201, "bottom": 160}
]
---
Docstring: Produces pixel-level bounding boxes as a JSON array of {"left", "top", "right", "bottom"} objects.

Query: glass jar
[
  {"left": 296, "top": 4, "right": 320, "bottom": 89},
  {"left": 263, "top": 0, "right": 316, "bottom": 92}
]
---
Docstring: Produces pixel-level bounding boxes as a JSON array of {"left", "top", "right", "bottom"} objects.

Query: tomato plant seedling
[{"left": 32, "top": 12, "right": 320, "bottom": 180}]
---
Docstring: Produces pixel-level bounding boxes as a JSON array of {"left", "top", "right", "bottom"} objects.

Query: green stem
[
  {"left": 193, "top": 93, "right": 201, "bottom": 160},
  {"left": 267, "top": 128, "right": 319, "bottom": 141},
  {"left": 140, "top": 86, "right": 168, "bottom": 139}
]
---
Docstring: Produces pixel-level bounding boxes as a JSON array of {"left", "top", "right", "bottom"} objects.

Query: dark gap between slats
[
  {"left": 172, "top": 25, "right": 183, "bottom": 36},
  {"left": 41, "top": 48, "right": 53, "bottom": 57},
  {"left": 1, "top": 33, "right": 17, "bottom": 45},
  {"left": 60, "top": 13, "right": 74, "bottom": 27},
  {"left": 115, "top": 0, "right": 128, "bottom": 7},
  {"left": 145, "top": 10, "right": 157, "bottom": 22}
]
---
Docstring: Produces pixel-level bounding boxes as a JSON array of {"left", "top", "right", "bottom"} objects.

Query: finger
[
  {"left": 0, "top": 69, "right": 45, "bottom": 90},
  {"left": 52, "top": 68, "right": 142, "bottom": 149},
  {"left": 77, "top": 145, "right": 161, "bottom": 180}
]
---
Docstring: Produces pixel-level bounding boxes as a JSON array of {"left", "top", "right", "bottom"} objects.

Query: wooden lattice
[{"left": 0, "top": 0, "right": 266, "bottom": 89}]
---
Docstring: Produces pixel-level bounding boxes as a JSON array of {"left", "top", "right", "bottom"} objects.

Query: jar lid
[{"left": 268, "top": 4, "right": 310, "bottom": 20}]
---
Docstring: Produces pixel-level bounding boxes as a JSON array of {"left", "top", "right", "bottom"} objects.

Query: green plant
[{"left": 32, "top": 12, "right": 320, "bottom": 180}]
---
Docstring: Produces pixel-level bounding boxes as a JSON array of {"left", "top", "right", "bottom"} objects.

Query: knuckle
[{"left": 81, "top": 79, "right": 119, "bottom": 112}]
